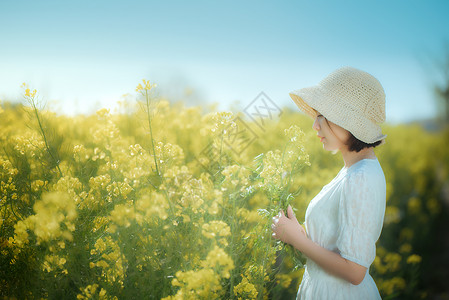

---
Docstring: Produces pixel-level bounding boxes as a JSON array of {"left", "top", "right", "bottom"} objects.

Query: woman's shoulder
[
  {"left": 346, "top": 158, "right": 383, "bottom": 173},
  {"left": 344, "top": 159, "right": 386, "bottom": 187}
]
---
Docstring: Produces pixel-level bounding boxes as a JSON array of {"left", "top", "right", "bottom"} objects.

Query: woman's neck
[{"left": 340, "top": 147, "right": 376, "bottom": 169}]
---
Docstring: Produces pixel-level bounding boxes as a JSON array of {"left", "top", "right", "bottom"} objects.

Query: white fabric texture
[{"left": 297, "top": 158, "right": 386, "bottom": 300}]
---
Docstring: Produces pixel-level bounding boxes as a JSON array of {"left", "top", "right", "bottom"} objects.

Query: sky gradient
[{"left": 1, "top": 0, "right": 449, "bottom": 124}]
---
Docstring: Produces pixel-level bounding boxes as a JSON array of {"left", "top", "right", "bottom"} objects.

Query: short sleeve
[{"left": 336, "top": 169, "right": 385, "bottom": 268}]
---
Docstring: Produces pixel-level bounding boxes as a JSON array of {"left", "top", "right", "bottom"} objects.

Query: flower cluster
[
  {"left": 163, "top": 246, "right": 235, "bottom": 299},
  {"left": 10, "top": 192, "right": 77, "bottom": 248}
]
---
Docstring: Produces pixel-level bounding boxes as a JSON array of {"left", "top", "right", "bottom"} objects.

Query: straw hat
[{"left": 289, "top": 66, "right": 387, "bottom": 144}]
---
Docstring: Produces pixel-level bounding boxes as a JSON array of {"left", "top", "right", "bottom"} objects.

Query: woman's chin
[{"left": 322, "top": 144, "right": 339, "bottom": 154}]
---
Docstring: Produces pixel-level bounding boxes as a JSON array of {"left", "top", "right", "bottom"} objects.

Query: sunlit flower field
[{"left": 1, "top": 81, "right": 448, "bottom": 299}]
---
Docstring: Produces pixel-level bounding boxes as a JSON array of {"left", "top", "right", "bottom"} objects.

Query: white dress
[{"left": 297, "top": 158, "right": 386, "bottom": 300}]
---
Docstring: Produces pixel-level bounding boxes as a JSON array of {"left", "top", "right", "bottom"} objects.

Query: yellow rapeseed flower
[
  {"left": 135, "top": 79, "right": 157, "bottom": 93},
  {"left": 77, "top": 284, "right": 99, "bottom": 300},
  {"left": 426, "top": 198, "right": 441, "bottom": 215},
  {"left": 202, "top": 245, "right": 235, "bottom": 279},
  {"left": 234, "top": 276, "right": 258, "bottom": 299},
  {"left": 384, "top": 206, "right": 401, "bottom": 224},
  {"left": 109, "top": 203, "right": 135, "bottom": 227},
  {"left": 384, "top": 252, "right": 402, "bottom": 272},
  {"left": 407, "top": 197, "right": 421, "bottom": 214},
  {"left": 406, "top": 254, "right": 422, "bottom": 264},
  {"left": 202, "top": 221, "right": 231, "bottom": 239},
  {"left": 275, "top": 273, "right": 293, "bottom": 288},
  {"left": 96, "top": 108, "right": 110, "bottom": 118},
  {"left": 379, "top": 277, "right": 406, "bottom": 295},
  {"left": 372, "top": 256, "right": 387, "bottom": 275},
  {"left": 164, "top": 268, "right": 222, "bottom": 299},
  {"left": 399, "top": 243, "right": 412, "bottom": 253},
  {"left": 21, "top": 82, "right": 37, "bottom": 98},
  {"left": 400, "top": 228, "right": 414, "bottom": 241}
]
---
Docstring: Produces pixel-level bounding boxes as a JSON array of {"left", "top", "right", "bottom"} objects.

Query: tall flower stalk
[
  {"left": 22, "top": 83, "right": 63, "bottom": 178},
  {"left": 136, "top": 80, "right": 160, "bottom": 177}
]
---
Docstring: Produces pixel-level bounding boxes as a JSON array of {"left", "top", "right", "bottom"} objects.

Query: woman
[{"left": 271, "top": 67, "right": 387, "bottom": 299}]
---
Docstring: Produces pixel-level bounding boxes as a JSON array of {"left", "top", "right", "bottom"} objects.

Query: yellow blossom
[
  {"left": 399, "top": 228, "right": 414, "bottom": 241},
  {"left": 384, "top": 252, "right": 402, "bottom": 272},
  {"left": 90, "top": 236, "right": 127, "bottom": 287},
  {"left": 384, "top": 206, "right": 401, "bottom": 224},
  {"left": 406, "top": 254, "right": 422, "bottom": 264},
  {"left": 135, "top": 192, "right": 169, "bottom": 222},
  {"left": 202, "top": 220, "right": 231, "bottom": 239},
  {"left": 407, "top": 197, "right": 421, "bottom": 214},
  {"left": 201, "top": 245, "right": 234, "bottom": 279},
  {"left": 11, "top": 192, "right": 77, "bottom": 247},
  {"left": 276, "top": 273, "right": 293, "bottom": 288},
  {"left": 234, "top": 276, "right": 258, "bottom": 299},
  {"left": 109, "top": 203, "right": 135, "bottom": 227},
  {"left": 96, "top": 108, "right": 110, "bottom": 117},
  {"left": 136, "top": 79, "right": 157, "bottom": 93},
  {"left": 426, "top": 198, "right": 440, "bottom": 215},
  {"left": 379, "top": 277, "right": 406, "bottom": 295},
  {"left": 399, "top": 243, "right": 412, "bottom": 253},
  {"left": 24, "top": 88, "right": 37, "bottom": 98}
]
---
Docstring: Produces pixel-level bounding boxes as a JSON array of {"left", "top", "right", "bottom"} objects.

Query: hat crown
[
  {"left": 289, "top": 66, "right": 387, "bottom": 144},
  {"left": 318, "top": 67, "right": 386, "bottom": 123}
]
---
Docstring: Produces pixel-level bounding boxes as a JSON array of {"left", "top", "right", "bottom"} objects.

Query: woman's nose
[{"left": 312, "top": 117, "right": 320, "bottom": 131}]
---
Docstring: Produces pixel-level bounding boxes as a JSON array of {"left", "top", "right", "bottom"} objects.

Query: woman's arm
[{"left": 272, "top": 206, "right": 367, "bottom": 285}]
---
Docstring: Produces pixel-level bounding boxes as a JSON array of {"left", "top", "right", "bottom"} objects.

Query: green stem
[
  {"left": 8, "top": 192, "right": 21, "bottom": 221},
  {"left": 145, "top": 91, "right": 160, "bottom": 177},
  {"left": 229, "top": 194, "right": 236, "bottom": 299},
  {"left": 260, "top": 227, "right": 270, "bottom": 299},
  {"left": 279, "top": 141, "right": 291, "bottom": 189},
  {"left": 219, "top": 130, "right": 224, "bottom": 172},
  {"left": 29, "top": 97, "right": 63, "bottom": 177},
  {"left": 0, "top": 201, "right": 10, "bottom": 237}
]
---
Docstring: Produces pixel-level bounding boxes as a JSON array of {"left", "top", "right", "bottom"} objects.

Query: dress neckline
[{"left": 343, "top": 158, "right": 378, "bottom": 171}]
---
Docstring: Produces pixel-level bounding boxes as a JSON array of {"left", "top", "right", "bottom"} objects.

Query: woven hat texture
[{"left": 289, "top": 67, "right": 387, "bottom": 144}]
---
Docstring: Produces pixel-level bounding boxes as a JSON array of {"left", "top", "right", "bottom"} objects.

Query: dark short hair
[{"left": 346, "top": 133, "right": 382, "bottom": 152}]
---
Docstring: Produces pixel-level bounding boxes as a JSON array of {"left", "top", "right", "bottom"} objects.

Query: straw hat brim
[{"left": 289, "top": 87, "right": 387, "bottom": 144}]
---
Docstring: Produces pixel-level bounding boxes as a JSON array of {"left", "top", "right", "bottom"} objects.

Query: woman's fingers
[
  {"left": 272, "top": 210, "right": 283, "bottom": 224},
  {"left": 271, "top": 211, "right": 282, "bottom": 240},
  {"left": 287, "top": 205, "right": 295, "bottom": 219}
]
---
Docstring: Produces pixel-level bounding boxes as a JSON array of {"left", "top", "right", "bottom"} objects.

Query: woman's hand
[
  {"left": 271, "top": 205, "right": 308, "bottom": 250},
  {"left": 272, "top": 206, "right": 368, "bottom": 285}
]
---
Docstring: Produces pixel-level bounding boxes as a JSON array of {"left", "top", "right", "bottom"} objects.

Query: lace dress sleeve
[{"left": 336, "top": 169, "right": 385, "bottom": 268}]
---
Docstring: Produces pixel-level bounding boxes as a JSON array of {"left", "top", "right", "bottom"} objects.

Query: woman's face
[{"left": 312, "top": 112, "right": 350, "bottom": 152}]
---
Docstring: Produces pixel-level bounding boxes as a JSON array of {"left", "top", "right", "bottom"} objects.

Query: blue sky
[{"left": 1, "top": 0, "right": 448, "bottom": 123}]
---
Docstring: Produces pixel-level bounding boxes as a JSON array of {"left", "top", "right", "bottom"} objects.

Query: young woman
[{"left": 271, "top": 67, "right": 387, "bottom": 299}]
